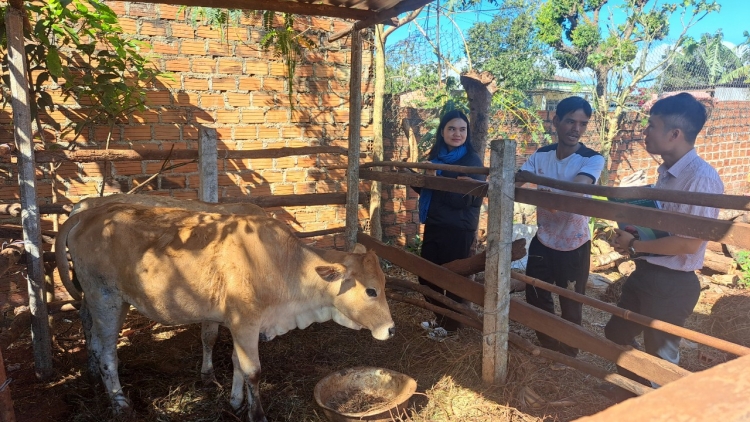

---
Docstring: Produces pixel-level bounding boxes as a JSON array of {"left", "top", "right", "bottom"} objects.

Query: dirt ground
[{"left": 0, "top": 264, "right": 738, "bottom": 422}]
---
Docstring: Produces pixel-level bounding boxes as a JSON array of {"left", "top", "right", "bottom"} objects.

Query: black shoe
[{"left": 595, "top": 383, "right": 636, "bottom": 404}]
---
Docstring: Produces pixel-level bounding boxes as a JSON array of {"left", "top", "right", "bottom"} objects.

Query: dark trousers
[
  {"left": 525, "top": 236, "right": 591, "bottom": 357},
  {"left": 418, "top": 223, "right": 475, "bottom": 331},
  {"left": 604, "top": 260, "right": 700, "bottom": 387}
]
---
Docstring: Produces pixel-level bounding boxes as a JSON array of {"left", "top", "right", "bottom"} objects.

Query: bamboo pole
[
  {"left": 344, "top": 29, "right": 363, "bottom": 252},
  {"left": 482, "top": 139, "right": 515, "bottom": 385},
  {"left": 5, "top": 5, "right": 53, "bottom": 379}
]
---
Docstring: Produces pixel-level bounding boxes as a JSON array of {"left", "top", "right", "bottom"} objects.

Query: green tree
[
  {"left": 720, "top": 31, "right": 750, "bottom": 84},
  {"left": 0, "top": 0, "right": 163, "bottom": 148},
  {"left": 535, "top": 0, "right": 719, "bottom": 183},
  {"left": 467, "top": 0, "right": 554, "bottom": 94},
  {"left": 659, "top": 30, "right": 743, "bottom": 90}
]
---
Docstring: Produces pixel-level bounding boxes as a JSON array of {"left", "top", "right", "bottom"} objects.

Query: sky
[{"left": 387, "top": 0, "right": 749, "bottom": 54}]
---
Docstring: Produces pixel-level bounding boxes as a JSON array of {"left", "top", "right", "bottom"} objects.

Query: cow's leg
[
  {"left": 200, "top": 321, "right": 220, "bottom": 386},
  {"left": 87, "top": 296, "right": 132, "bottom": 415},
  {"left": 228, "top": 329, "right": 265, "bottom": 422},
  {"left": 79, "top": 299, "right": 100, "bottom": 380}
]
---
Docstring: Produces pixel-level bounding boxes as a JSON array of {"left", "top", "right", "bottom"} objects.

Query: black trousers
[
  {"left": 525, "top": 236, "right": 591, "bottom": 357},
  {"left": 418, "top": 223, "right": 475, "bottom": 331},
  {"left": 604, "top": 260, "right": 701, "bottom": 386}
]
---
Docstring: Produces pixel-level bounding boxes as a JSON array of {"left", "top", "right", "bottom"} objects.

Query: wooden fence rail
[
  {"left": 359, "top": 170, "right": 750, "bottom": 249},
  {"left": 0, "top": 146, "right": 348, "bottom": 164}
]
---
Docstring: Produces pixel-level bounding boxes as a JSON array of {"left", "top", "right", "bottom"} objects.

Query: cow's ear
[
  {"left": 315, "top": 264, "right": 346, "bottom": 282},
  {"left": 352, "top": 243, "right": 367, "bottom": 254}
]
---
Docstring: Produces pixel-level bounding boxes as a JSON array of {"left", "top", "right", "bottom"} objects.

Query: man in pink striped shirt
[{"left": 602, "top": 93, "right": 724, "bottom": 401}]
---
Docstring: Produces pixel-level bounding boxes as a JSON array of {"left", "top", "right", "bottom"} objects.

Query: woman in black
[{"left": 413, "top": 110, "right": 486, "bottom": 331}]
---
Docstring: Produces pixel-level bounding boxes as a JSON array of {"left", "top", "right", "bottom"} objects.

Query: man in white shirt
[
  {"left": 517, "top": 96, "right": 605, "bottom": 358},
  {"left": 604, "top": 93, "right": 723, "bottom": 400}
]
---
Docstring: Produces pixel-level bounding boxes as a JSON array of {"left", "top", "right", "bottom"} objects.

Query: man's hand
[{"left": 610, "top": 228, "right": 635, "bottom": 255}]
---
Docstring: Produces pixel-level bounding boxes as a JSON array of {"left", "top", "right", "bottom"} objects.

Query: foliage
[
  {"left": 720, "top": 31, "right": 750, "bottom": 84},
  {"left": 736, "top": 250, "right": 750, "bottom": 288},
  {"left": 0, "top": 0, "right": 162, "bottom": 146},
  {"left": 659, "top": 30, "right": 743, "bottom": 90},
  {"left": 534, "top": 0, "right": 719, "bottom": 182},
  {"left": 466, "top": 0, "right": 555, "bottom": 94},
  {"left": 179, "top": 7, "right": 315, "bottom": 108}
]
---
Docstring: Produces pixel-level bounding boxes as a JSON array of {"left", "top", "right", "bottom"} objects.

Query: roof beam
[
  {"left": 143, "top": 0, "right": 376, "bottom": 21},
  {"left": 328, "top": 0, "right": 433, "bottom": 41}
]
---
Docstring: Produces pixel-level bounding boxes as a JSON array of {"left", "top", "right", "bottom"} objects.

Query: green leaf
[{"left": 46, "top": 48, "right": 63, "bottom": 78}]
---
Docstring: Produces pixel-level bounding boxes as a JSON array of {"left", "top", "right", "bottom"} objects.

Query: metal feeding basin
[{"left": 314, "top": 367, "right": 417, "bottom": 422}]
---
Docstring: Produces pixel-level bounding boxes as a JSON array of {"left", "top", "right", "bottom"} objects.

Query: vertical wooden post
[
  {"left": 5, "top": 5, "right": 53, "bottom": 379},
  {"left": 344, "top": 29, "right": 363, "bottom": 251},
  {"left": 482, "top": 139, "right": 516, "bottom": 384},
  {"left": 0, "top": 349, "right": 16, "bottom": 422},
  {"left": 198, "top": 126, "right": 219, "bottom": 203}
]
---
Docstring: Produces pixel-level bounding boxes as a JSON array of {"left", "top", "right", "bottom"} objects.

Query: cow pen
[
  {"left": 2, "top": 132, "right": 750, "bottom": 419},
  {"left": 2, "top": 0, "right": 750, "bottom": 420}
]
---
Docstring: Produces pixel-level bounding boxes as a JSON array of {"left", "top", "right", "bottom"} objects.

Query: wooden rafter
[
  {"left": 143, "top": 0, "right": 376, "bottom": 20},
  {"left": 328, "top": 0, "right": 434, "bottom": 41}
]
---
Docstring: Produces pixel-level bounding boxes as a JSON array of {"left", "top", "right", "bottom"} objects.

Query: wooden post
[
  {"left": 5, "top": 5, "right": 53, "bottom": 379},
  {"left": 344, "top": 29, "right": 363, "bottom": 251},
  {"left": 198, "top": 126, "right": 219, "bottom": 203},
  {"left": 482, "top": 139, "right": 516, "bottom": 385}
]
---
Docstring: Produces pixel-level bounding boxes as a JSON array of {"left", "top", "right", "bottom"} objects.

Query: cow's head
[{"left": 315, "top": 244, "right": 395, "bottom": 341}]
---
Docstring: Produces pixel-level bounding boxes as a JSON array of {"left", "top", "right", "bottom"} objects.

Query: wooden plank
[
  {"left": 441, "top": 238, "right": 527, "bottom": 275},
  {"left": 0, "top": 203, "right": 72, "bottom": 216},
  {"left": 512, "top": 271, "right": 750, "bottom": 357},
  {"left": 515, "top": 188, "right": 750, "bottom": 250},
  {"left": 359, "top": 169, "right": 488, "bottom": 196},
  {"left": 220, "top": 193, "right": 363, "bottom": 208},
  {"left": 357, "top": 232, "right": 485, "bottom": 305},
  {"left": 5, "top": 6, "right": 53, "bottom": 380},
  {"left": 345, "top": 29, "right": 363, "bottom": 252},
  {"left": 143, "top": 0, "right": 376, "bottom": 20},
  {"left": 359, "top": 160, "right": 488, "bottom": 174},
  {"left": 295, "top": 227, "right": 346, "bottom": 238},
  {"left": 576, "top": 354, "right": 750, "bottom": 422},
  {"left": 482, "top": 139, "right": 516, "bottom": 385},
  {"left": 517, "top": 170, "right": 750, "bottom": 211},
  {"left": 508, "top": 332, "right": 654, "bottom": 397},
  {"left": 328, "top": 0, "right": 434, "bottom": 41},
  {"left": 198, "top": 127, "right": 218, "bottom": 204},
  {"left": 510, "top": 298, "right": 690, "bottom": 386},
  {"left": 26, "top": 146, "right": 346, "bottom": 164}
]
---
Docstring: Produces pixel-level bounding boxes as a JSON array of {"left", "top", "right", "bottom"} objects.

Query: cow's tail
[{"left": 55, "top": 212, "right": 83, "bottom": 301}]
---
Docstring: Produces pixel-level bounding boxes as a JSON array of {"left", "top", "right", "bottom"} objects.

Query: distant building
[{"left": 528, "top": 76, "right": 594, "bottom": 111}]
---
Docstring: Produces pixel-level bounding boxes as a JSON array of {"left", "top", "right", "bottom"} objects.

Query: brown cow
[
  {"left": 66, "top": 194, "right": 268, "bottom": 385},
  {"left": 56, "top": 203, "right": 394, "bottom": 421}
]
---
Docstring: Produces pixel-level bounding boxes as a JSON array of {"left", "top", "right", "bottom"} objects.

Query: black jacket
[{"left": 413, "top": 150, "right": 486, "bottom": 232}]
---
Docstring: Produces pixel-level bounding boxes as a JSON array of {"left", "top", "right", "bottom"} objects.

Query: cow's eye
[{"left": 366, "top": 288, "right": 377, "bottom": 298}]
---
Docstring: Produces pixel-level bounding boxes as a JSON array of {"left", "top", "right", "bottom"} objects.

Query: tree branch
[{"left": 383, "top": 6, "right": 425, "bottom": 39}]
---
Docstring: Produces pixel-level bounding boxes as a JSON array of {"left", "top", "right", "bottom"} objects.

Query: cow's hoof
[{"left": 201, "top": 371, "right": 221, "bottom": 389}]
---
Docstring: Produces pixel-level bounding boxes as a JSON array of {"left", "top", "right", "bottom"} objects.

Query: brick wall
[
  {"left": 381, "top": 99, "right": 750, "bottom": 247},
  {"left": 0, "top": 1, "right": 375, "bottom": 252}
]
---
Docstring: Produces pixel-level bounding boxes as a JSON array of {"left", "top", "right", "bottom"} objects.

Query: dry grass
[{"left": 5, "top": 265, "right": 739, "bottom": 422}]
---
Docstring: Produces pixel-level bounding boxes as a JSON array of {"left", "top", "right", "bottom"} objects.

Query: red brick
[
  {"left": 171, "top": 23, "right": 195, "bottom": 38},
  {"left": 181, "top": 40, "right": 206, "bottom": 55},
  {"left": 266, "top": 110, "right": 288, "bottom": 123},
  {"left": 216, "top": 110, "right": 241, "bottom": 123},
  {"left": 252, "top": 93, "right": 276, "bottom": 107},
  {"left": 227, "top": 92, "right": 251, "bottom": 107},
  {"left": 118, "top": 18, "right": 137, "bottom": 35},
  {"left": 218, "top": 59, "right": 242, "bottom": 74},
  {"left": 258, "top": 127, "right": 280, "bottom": 139},
  {"left": 201, "top": 94, "right": 225, "bottom": 108},
  {"left": 145, "top": 91, "right": 172, "bottom": 106},
  {"left": 212, "top": 77, "right": 237, "bottom": 90},
  {"left": 239, "top": 77, "right": 262, "bottom": 91},
  {"left": 151, "top": 41, "right": 178, "bottom": 55},
  {"left": 192, "top": 58, "right": 216, "bottom": 73},
  {"left": 128, "top": 3, "right": 156, "bottom": 17},
  {"left": 184, "top": 77, "right": 209, "bottom": 90},
  {"left": 262, "top": 78, "right": 285, "bottom": 92},
  {"left": 141, "top": 21, "right": 167, "bottom": 37},
  {"left": 196, "top": 25, "right": 221, "bottom": 39},
  {"left": 234, "top": 126, "right": 258, "bottom": 139},
  {"left": 208, "top": 41, "right": 233, "bottom": 56},
  {"left": 246, "top": 61, "right": 269, "bottom": 76},
  {"left": 166, "top": 58, "right": 190, "bottom": 72},
  {"left": 269, "top": 63, "right": 287, "bottom": 76},
  {"left": 242, "top": 110, "right": 264, "bottom": 124},
  {"left": 154, "top": 125, "right": 182, "bottom": 141},
  {"left": 123, "top": 127, "right": 152, "bottom": 141}
]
